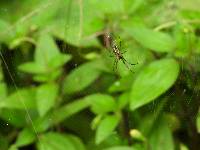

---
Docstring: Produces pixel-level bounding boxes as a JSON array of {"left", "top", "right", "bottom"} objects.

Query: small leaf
[
  {"left": 130, "top": 59, "right": 179, "bottom": 110},
  {"left": 117, "top": 92, "right": 129, "bottom": 109},
  {"left": 48, "top": 54, "right": 72, "bottom": 69},
  {"left": 33, "top": 69, "right": 62, "bottom": 82},
  {"left": 0, "top": 88, "right": 36, "bottom": 109},
  {"left": 36, "top": 83, "right": 58, "bottom": 116},
  {"left": 149, "top": 118, "right": 174, "bottom": 150},
  {"left": 33, "top": 114, "right": 52, "bottom": 133},
  {"left": 52, "top": 97, "right": 91, "bottom": 124},
  {"left": 63, "top": 62, "right": 101, "bottom": 94},
  {"left": 35, "top": 34, "right": 60, "bottom": 66},
  {"left": 125, "top": 27, "right": 175, "bottom": 52},
  {"left": 8, "top": 145, "right": 18, "bottom": 150},
  {"left": 15, "top": 128, "right": 36, "bottom": 147},
  {"left": 89, "top": 94, "right": 117, "bottom": 114},
  {"left": 96, "top": 115, "right": 120, "bottom": 144},
  {"left": 37, "top": 132, "right": 76, "bottom": 150},
  {"left": 109, "top": 74, "right": 134, "bottom": 93},
  {"left": 18, "top": 62, "right": 47, "bottom": 74},
  {"left": 103, "top": 146, "right": 134, "bottom": 150}
]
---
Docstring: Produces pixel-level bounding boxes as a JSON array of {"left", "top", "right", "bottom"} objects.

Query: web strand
[{"left": 0, "top": 48, "right": 41, "bottom": 143}]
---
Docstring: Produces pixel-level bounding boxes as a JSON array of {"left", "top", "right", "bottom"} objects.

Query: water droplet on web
[{"left": 6, "top": 123, "right": 9, "bottom": 126}]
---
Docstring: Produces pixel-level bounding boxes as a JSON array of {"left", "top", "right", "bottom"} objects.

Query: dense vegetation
[{"left": 0, "top": 0, "right": 200, "bottom": 150}]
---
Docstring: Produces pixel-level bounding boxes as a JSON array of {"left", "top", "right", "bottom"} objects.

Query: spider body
[{"left": 104, "top": 34, "right": 137, "bottom": 72}]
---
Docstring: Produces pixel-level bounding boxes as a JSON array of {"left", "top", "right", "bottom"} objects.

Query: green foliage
[
  {"left": 130, "top": 58, "right": 179, "bottom": 110},
  {"left": 0, "top": 0, "right": 200, "bottom": 150}
]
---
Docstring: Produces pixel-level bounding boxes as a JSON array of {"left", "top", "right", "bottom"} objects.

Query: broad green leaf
[
  {"left": 37, "top": 132, "right": 76, "bottom": 150},
  {"left": 15, "top": 128, "right": 36, "bottom": 147},
  {"left": 96, "top": 115, "right": 120, "bottom": 144},
  {"left": 36, "top": 83, "right": 58, "bottom": 116},
  {"left": 35, "top": 34, "right": 60, "bottom": 66},
  {"left": 130, "top": 59, "right": 179, "bottom": 110},
  {"left": 89, "top": 94, "right": 117, "bottom": 114},
  {"left": 18, "top": 62, "right": 47, "bottom": 74},
  {"left": 125, "top": 27, "right": 175, "bottom": 52},
  {"left": 104, "top": 146, "right": 134, "bottom": 150},
  {"left": 149, "top": 118, "right": 174, "bottom": 150},
  {"left": 49, "top": 0, "right": 103, "bottom": 46},
  {"left": 63, "top": 62, "right": 101, "bottom": 94},
  {"left": 52, "top": 97, "right": 91, "bottom": 124},
  {"left": 0, "top": 88, "right": 36, "bottom": 109}
]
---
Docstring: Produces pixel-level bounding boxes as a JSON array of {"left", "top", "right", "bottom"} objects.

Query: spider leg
[
  {"left": 121, "top": 57, "right": 134, "bottom": 73},
  {"left": 122, "top": 57, "right": 138, "bottom": 65},
  {"left": 113, "top": 58, "right": 119, "bottom": 72},
  {"left": 121, "top": 50, "right": 127, "bottom": 54}
]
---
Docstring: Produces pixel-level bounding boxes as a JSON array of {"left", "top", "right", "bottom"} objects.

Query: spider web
[{"left": 0, "top": 0, "right": 80, "bottom": 148}]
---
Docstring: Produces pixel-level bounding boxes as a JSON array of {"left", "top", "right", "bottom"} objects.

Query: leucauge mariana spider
[{"left": 104, "top": 33, "right": 138, "bottom": 73}]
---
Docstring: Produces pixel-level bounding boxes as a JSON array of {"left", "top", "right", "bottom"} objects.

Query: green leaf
[
  {"left": 196, "top": 111, "right": 200, "bottom": 133},
  {"left": 125, "top": 27, "right": 175, "bottom": 52},
  {"left": 0, "top": 88, "right": 36, "bottom": 109},
  {"left": 36, "top": 83, "right": 58, "bottom": 116},
  {"left": 8, "top": 145, "right": 18, "bottom": 150},
  {"left": 130, "top": 59, "right": 179, "bottom": 110},
  {"left": 33, "top": 114, "right": 52, "bottom": 133},
  {"left": 18, "top": 62, "right": 47, "bottom": 74},
  {"left": 37, "top": 132, "right": 85, "bottom": 150},
  {"left": 149, "top": 118, "right": 174, "bottom": 150},
  {"left": 15, "top": 128, "right": 36, "bottom": 147},
  {"left": 48, "top": 54, "right": 72, "bottom": 69},
  {"left": 63, "top": 62, "right": 101, "bottom": 94},
  {"left": 104, "top": 146, "right": 134, "bottom": 150},
  {"left": 33, "top": 69, "right": 62, "bottom": 82},
  {"left": 65, "top": 134, "right": 86, "bottom": 150},
  {"left": 95, "top": 115, "right": 120, "bottom": 144},
  {"left": 35, "top": 34, "right": 60, "bottom": 66},
  {"left": 89, "top": 0, "right": 124, "bottom": 15},
  {"left": 89, "top": 94, "right": 117, "bottom": 114},
  {"left": 49, "top": 0, "right": 103, "bottom": 47},
  {"left": 117, "top": 92, "right": 129, "bottom": 109},
  {"left": 52, "top": 97, "right": 91, "bottom": 124}
]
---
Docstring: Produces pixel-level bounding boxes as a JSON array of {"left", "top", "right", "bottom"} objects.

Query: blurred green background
[{"left": 0, "top": 0, "right": 200, "bottom": 150}]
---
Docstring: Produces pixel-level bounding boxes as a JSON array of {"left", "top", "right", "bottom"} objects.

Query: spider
[{"left": 104, "top": 34, "right": 137, "bottom": 73}]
